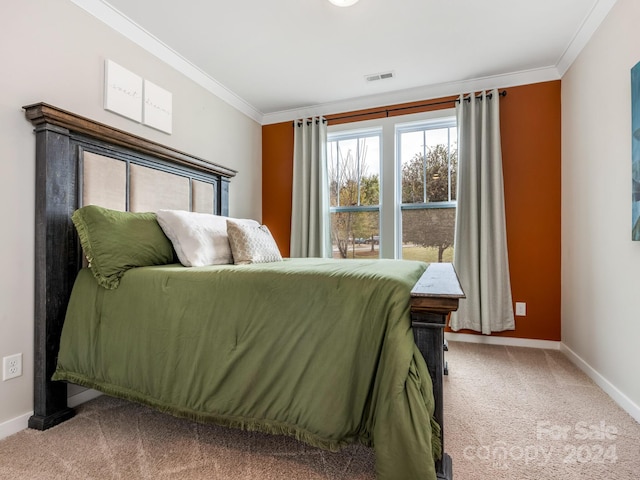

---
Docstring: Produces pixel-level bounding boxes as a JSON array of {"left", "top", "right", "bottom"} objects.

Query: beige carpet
[
  {"left": 444, "top": 342, "right": 640, "bottom": 480},
  {"left": 1, "top": 342, "right": 639, "bottom": 479}
]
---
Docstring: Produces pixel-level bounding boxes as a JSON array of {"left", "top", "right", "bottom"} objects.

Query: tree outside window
[
  {"left": 328, "top": 133, "right": 380, "bottom": 259},
  {"left": 327, "top": 115, "right": 457, "bottom": 262},
  {"left": 399, "top": 123, "right": 457, "bottom": 263}
]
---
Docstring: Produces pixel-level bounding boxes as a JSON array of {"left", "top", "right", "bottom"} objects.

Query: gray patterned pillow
[{"left": 226, "top": 219, "right": 283, "bottom": 265}]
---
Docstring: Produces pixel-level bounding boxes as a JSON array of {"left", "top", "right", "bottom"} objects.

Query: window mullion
[
  {"left": 357, "top": 137, "right": 361, "bottom": 206},
  {"left": 422, "top": 130, "right": 427, "bottom": 203},
  {"left": 447, "top": 127, "right": 451, "bottom": 202}
]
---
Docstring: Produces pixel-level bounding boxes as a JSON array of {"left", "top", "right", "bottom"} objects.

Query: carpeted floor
[
  {"left": 1, "top": 341, "right": 639, "bottom": 479},
  {"left": 443, "top": 342, "right": 640, "bottom": 479}
]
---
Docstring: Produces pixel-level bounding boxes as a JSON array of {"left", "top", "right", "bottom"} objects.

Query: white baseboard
[
  {"left": 0, "top": 389, "right": 102, "bottom": 441},
  {"left": 445, "top": 333, "right": 640, "bottom": 423},
  {"left": 445, "top": 332, "right": 561, "bottom": 350},
  {"left": 560, "top": 343, "right": 640, "bottom": 424},
  {"left": 0, "top": 411, "right": 32, "bottom": 441},
  {"left": 68, "top": 388, "right": 102, "bottom": 408}
]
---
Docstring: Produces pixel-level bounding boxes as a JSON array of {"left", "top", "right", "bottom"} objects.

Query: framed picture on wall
[
  {"left": 103, "top": 59, "right": 143, "bottom": 122},
  {"left": 632, "top": 62, "right": 640, "bottom": 240},
  {"left": 143, "top": 79, "right": 172, "bottom": 134}
]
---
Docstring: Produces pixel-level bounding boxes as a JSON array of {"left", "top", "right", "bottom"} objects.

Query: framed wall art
[
  {"left": 632, "top": 61, "right": 640, "bottom": 240},
  {"left": 143, "top": 79, "right": 173, "bottom": 134},
  {"left": 103, "top": 59, "right": 143, "bottom": 122}
]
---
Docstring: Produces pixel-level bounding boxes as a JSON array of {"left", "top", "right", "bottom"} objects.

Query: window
[
  {"left": 328, "top": 110, "right": 456, "bottom": 261},
  {"left": 327, "top": 130, "right": 381, "bottom": 259},
  {"left": 398, "top": 119, "right": 457, "bottom": 262}
]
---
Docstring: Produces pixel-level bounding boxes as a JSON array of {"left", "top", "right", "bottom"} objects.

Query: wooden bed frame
[{"left": 25, "top": 102, "right": 463, "bottom": 480}]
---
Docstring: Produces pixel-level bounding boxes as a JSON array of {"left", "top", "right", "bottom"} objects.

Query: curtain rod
[{"left": 326, "top": 90, "right": 507, "bottom": 123}]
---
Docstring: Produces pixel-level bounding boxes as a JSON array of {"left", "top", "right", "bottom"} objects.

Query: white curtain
[
  {"left": 450, "top": 89, "right": 515, "bottom": 334},
  {"left": 290, "top": 117, "right": 331, "bottom": 258}
]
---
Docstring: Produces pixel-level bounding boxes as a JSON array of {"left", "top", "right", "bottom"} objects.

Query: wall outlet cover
[{"left": 3, "top": 353, "right": 23, "bottom": 381}]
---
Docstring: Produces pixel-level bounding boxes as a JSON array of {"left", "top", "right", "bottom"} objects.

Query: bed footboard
[{"left": 411, "top": 262, "right": 465, "bottom": 480}]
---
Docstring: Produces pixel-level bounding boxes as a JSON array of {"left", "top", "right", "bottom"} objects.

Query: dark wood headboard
[
  {"left": 24, "top": 103, "right": 464, "bottom": 480},
  {"left": 24, "top": 103, "right": 237, "bottom": 430}
]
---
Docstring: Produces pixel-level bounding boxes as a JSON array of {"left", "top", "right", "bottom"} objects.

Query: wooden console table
[{"left": 410, "top": 262, "right": 465, "bottom": 480}]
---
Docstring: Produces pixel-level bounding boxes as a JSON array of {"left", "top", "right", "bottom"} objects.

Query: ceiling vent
[{"left": 365, "top": 71, "right": 395, "bottom": 83}]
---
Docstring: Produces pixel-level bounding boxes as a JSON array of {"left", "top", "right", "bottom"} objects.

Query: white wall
[
  {"left": 562, "top": 0, "right": 640, "bottom": 417},
  {"left": 0, "top": 0, "right": 261, "bottom": 432}
]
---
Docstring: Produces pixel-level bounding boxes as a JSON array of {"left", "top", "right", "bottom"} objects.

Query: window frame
[
  {"left": 327, "top": 127, "right": 382, "bottom": 210},
  {"left": 327, "top": 108, "right": 456, "bottom": 259},
  {"left": 396, "top": 117, "right": 458, "bottom": 207},
  {"left": 327, "top": 128, "right": 382, "bottom": 258}
]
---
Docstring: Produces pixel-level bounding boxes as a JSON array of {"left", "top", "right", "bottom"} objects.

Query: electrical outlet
[
  {"left": 3, "top": 353, "right": 23, "bottom": 381},
  {"left": 515, "top": 302, "right": 527, "bottom": 316}
]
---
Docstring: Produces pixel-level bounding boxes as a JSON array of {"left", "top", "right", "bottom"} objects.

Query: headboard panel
[
  {"left": 129, "top": 163, "right": 191, "bottom": 212},
  {"left": 24, "top": 102, "right": 236, "bottom": 430},
  {"left": 82, "top": 151, "right": 127, "bottom": 210}
]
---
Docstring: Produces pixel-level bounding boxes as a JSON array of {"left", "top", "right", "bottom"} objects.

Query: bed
[{"left": 24, "top": 102, "right": 464, "bottom": 480}]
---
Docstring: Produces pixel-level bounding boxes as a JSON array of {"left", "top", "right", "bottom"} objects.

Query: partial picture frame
[
  {"left": 143, "top": 79, "right": 173, "bottom": 134},
  {"left": 632, "top": 61, "right": 640, "bottom": 240},
  {"left": 103, "top": 59, "right": 143, "bottom": 122}
]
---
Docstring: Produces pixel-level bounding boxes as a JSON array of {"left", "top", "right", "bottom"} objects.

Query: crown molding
[
  {"left": 71, "top": 0, "right": 616, "bottom": 126},
  {"left": 70, "top": 0, "right": 264, "bottom": 124},
  {"left": 555, "top": 0, "right": 619, "bottom": 76},
  {"left": 261, "top": 66, "right": 561, "bottom": 125}
]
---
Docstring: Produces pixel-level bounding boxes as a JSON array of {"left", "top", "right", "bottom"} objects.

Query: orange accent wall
[
  {"left": 262, "top": 122, "right": 294, "bottom": 257},
  {"left": 262, "top": 81, "right": 561, "bottom": 341},
  {"left": 495, "top": 81, "right": 561, "bottom": 341}
]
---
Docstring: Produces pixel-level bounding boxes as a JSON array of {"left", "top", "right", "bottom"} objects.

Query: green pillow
[{"left": 72, "top": 205, "right": 175, "bottom": 289}]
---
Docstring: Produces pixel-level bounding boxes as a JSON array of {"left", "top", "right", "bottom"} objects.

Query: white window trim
[
  {"left": 327, "top": 127, "right": 382, "bottom": 209},
  {"left": 328, "top": 108, "right": 455, "bottom": 259}
]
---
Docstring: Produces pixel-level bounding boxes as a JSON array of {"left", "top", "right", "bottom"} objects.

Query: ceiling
[{"left": 72, "top": 0, "right": 617, "bottom": 124}]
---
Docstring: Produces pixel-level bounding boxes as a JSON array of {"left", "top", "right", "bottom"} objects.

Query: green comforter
[{"left": 54, "top": 258, "right": 438, "bottom": 480}]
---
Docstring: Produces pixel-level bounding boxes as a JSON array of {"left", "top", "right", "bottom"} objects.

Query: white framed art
[
  {"left": 143, "top": 79, "right": 173, "bottom": 134},
  {"left": 103, "top": 59, "right": 143, "bottom": 122}
]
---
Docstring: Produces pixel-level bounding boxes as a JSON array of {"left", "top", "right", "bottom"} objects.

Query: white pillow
[
  {"left": 156, "top": 210, "right": 259, "bottom": 267},
  {"left": 226, "top": 219, "right": 283, "bottom": 265}
]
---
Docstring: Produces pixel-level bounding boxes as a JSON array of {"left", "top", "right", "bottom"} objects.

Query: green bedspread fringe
[
  {"left": 431, "top": 415, "right": 442, "bottom": 461},
  {"left": 53, "top": 371, "right": 360, "bottom": 452},
  {"left": 54, "top": 368, "right": 443, "bottom": 459}
]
